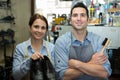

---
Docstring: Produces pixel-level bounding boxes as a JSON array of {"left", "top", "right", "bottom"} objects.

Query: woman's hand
[{"left": 30, "top": 51, "right": 44, "bottom": 60}]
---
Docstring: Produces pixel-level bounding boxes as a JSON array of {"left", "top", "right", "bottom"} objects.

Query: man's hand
[{"left": 88, "top": 52, "right": 108, "bottom": 65}]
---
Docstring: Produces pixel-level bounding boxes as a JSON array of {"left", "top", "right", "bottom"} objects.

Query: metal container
[{"left": 109, "top": 17, "right": 113, "bottom": 26}]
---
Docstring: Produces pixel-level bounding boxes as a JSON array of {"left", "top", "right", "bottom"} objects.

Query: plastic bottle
[
  {"left": 90, "top": 0, "right": 95, "bottom": 18},
  {"left": 94, "top": 0, "right": 100, "bottom": 18},
  {"left": 104, "top": 2, "right": 109, "bottom": 26},
  {"left": 99, "top": 12, "right": 103, "bottom": 24}
]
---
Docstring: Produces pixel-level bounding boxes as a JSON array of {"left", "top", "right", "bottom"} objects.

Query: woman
[{"left": 12, "top": 14, "right": 54, "bottom": 80}]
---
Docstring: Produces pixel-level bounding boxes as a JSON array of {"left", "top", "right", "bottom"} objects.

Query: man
[{"left": 54, "top": 2, "right": 112, "bottom": 80}]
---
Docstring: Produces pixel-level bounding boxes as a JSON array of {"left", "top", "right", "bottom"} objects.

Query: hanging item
[{"left": 30, "top": 56, "right": 57, "bottom": 80}]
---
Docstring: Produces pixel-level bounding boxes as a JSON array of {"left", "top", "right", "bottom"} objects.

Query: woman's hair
[
  {"left": 29, "top": 14, "right": 48, "bottom": 30},
  {"left": 70, "top": 2, "right": 89, "bottom": 18}
]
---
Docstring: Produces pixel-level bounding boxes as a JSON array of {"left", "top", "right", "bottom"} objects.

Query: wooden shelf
[{"left": 108, "top": 8, "right": 120, "bottom": 13}]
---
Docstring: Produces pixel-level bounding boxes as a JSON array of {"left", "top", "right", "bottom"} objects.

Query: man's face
[{"left": 70, "top": 7, "right": 89, "bottom": 31}]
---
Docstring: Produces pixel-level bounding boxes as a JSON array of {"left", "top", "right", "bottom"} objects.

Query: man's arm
[
  {"left": 63, "top": 52, "right": 109, "bottom": 80},
  {"left": 63, "top": 68, "right": 83, "bottom": 80},
  {"left": 68, "top": 52, "right": 109, "bottom": 79}
]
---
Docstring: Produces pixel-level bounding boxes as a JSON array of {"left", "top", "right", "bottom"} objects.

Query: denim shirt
[
  {"left": 54, "top": 31, "right": 112, "bottom": 80},
  {"left": 12, "top": 38, "right": 54, "bottom": 80}
]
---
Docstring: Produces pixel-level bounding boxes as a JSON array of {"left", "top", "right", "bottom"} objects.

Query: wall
[
  {"left": 57, "top": 25, "right": 120, "bottom": 49},
  {"left": 35, "top": 0, "right": 72, "bottom": 25},
  {"left": 0, "top": 0, "right": 31, "bottom": 64}
]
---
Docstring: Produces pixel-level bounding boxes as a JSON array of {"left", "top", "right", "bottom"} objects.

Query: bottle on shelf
[
  {"left": 94, "top": 0, "right": 100, "bottom": 19},
  {"left": 90, "top": 0, "right": 95, "bottom": 18},
  {"left": 99, "top": 12, "right": 103, "bottom": 24}
]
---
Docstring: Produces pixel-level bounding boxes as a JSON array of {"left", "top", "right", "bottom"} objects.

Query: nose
[
  {"left": 37, "top": 27, "right": 42, "bottom": 32},
  {"left": 77, "top": 15, "right": 81, "bottom": 20}
]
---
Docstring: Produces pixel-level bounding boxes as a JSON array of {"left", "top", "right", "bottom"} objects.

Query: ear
[
  {"left": 87, "top": 18, "right": 90, "bottom": 24},
  {"left": 69, "top": 21, "right": 71, "bottom": 25},
  {"left": 69, "top": 17, "right": 71, "bottom": 24},
  {"left": 29, "top": 26, "right": 31, "bottom": 32},
  {"left": 87, "top": 17, "right": 89, "bottom": 21}
]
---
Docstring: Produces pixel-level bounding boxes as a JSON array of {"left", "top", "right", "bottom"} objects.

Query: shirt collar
[
  {"left": 71, "top": 31, "right": 91, "bottom": 43},
  {"left": 27, "top": 38, "right": 46, "bottom": 49},
  {"left": 86, "top": 32, "right": 92, "bottom": 42},
  {"left": 27, "top": 38, "right": 31, "bottom": 48}
]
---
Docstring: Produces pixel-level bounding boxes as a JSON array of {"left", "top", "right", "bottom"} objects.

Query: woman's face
[{"left": 30, "top": 18, "right": 47, "bottom": 40}]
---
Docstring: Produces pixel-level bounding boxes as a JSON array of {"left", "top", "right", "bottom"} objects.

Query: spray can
[
  {"left": 109, "top": 17, "right": 113, "bottom": 26},
  {"left": 99, "top": 12, "right": 103, "bottom": 24}
]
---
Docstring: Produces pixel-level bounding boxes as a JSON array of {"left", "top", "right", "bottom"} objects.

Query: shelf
[
  {"left": 0, "top": 7, "right": 11, "bottom": 9},
  {"left": 108, "top": 8, "right": 120, "bottom": 13},
  {"left": 0, "top": 16, "right": 15, "bottom": 23},
  {"left": 0, "top": 0, "right": 13, "bottom": 24},
  {"left": 0, "top": 20, "right": 14, "bottom": 23},
  {"left": 0, "top": 1, "right": 11, "bottom": 9}
]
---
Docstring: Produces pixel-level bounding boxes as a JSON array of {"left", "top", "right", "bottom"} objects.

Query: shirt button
[{"left": 58, "top": 60, "right": 60, "bottom": 63}]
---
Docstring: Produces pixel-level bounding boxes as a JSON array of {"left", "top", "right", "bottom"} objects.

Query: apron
[
  {"left": 69, "top": 34, "right": 103, "bottom": 80},
  {"left": 22, "top": 40, "right": 52, "bottom": 80}
]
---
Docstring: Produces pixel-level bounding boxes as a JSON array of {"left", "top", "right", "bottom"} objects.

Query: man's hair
[{"left": 70, "top": 2, "right": 89, "bottom": 17}]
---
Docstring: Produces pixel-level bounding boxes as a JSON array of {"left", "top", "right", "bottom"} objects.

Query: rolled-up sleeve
[
  {"left": 12, "top": 45, "right": 31, "bottom": 80},
  {"left": 54, "top": 36, "right": 70, "bottom": 80},
  {"left": 93, "top": 35, "right": 112, "bottom": 77}
]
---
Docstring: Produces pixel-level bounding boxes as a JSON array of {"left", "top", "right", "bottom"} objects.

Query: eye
[
  {"left": 81, "top": 13, "right": 87, "bottom": 17},
  {"left": 72, "top": 14, "right": 78, "bottom": 17},
  {"left": 33, "top": 25, "right": 46, "bottom": 30},
  {"left": 41, "top": 26, "right": 46, "bottom": 30},
  {"left": 34, "top": 25, "right": 39, "bottom": 29}
]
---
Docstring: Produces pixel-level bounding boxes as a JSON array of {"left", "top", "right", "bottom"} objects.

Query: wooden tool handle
[{"left": 101, "top": 39, "right": 110, "bottom": 53}]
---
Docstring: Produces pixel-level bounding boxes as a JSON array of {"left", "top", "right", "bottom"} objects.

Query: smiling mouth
[
  {"left": 77, "top": 24, "right": 82, "bottom": 26},
  {"left": 76, "top": 22, "right": 82, "bottom": 25},
  {"left": 36, "top": 34, "right": 42, "bottom": 37}
]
